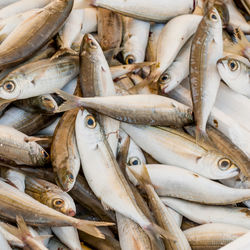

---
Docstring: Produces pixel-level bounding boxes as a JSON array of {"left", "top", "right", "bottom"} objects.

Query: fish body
[
  {"left": 121, "top": 123, "right": 239, "bottom": 180},
  {"left": 190, "top": 7, "right": 223, "bottom": 142}
]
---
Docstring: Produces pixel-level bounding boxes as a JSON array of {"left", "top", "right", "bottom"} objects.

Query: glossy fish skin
[
  {"left": 14, "top": 94, "right": 58, "bottom": 114},
  {"left": 55, "top": 91, "right": 194, "bottom": 127},
  {"left": 0, "top": 179, "right": 112, "bottom": 238},
  {"left": 217, "top": 55, "right": 250, "bottom": 98},
  {"left": 0, "top": 231, "right": 12, "bottom": 250},
  {"left": 51, "top": 108, "right": 80, "bottom": 192},
  {"left": 25, "top": 176, "right": 76, "bottom": 216},
  {"left": 75, "top": 109, "right": 171, "bottom": 239},
  {"left": 0, "top": 56, "right": 79, "bottom": 100},
  {"left": 0, "top": 106, "right": 59, "bottom": 136},
  {"left": 128, "top": 164, "right": 250, "bottom": 205},
  {"left": 207, "top": 126, "right": 250, "bottom": 178},
  {"left": 79, "top": 33, "right": 119, "bottom": 156},
  {"left": 190, "top": 7, "right": 223, "bottom": 142},
  {"left": 0, "top": 0, "right": 73, "bottom": 69},
  {"left": 184, "top": 223, "right": 249, "bottom": 249},
  {"left": 162, "top": 197, "right": 250, "bottom": 230},
  {"left": 93, "top": 0, "right": 195, "bottom": 23},
  {"left": 159, "top": 38, "right": 192, "bottom": 93},
  {"left": 122, "top": 16, "right": 150, "bottom": 64},
  {"left": 121, "top": 123, "right": 239, "bottom": 180},
  {"left": 0, "top": 125, "right": 49, "bottom": 166},
  {"left": 97, "top": 8, "right": 122, "bottom": 52}
]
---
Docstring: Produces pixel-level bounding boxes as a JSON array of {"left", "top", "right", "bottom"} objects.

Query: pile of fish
[{"left": 0, "top": 0, "right": 249, "bottom": 249}]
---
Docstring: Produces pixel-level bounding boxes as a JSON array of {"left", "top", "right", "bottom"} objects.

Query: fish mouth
[
  {"left": 67, "top": 209, "right": 76, "bottom": 217},
  {"left": 161, "top": 85, "right": 169, "bottom": 93}
]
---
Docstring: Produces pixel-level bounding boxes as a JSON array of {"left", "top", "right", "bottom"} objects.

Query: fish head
[
  {"left": 46, "top": 191, "right": 76, "bottom": 216},
  {"left": 75, "top": 109, "right": 102, "bottom": 149},
  {"left": 55, "top": 167, "right": 76, "bottom": 192},
  {"left": 158, "top": 70, "right": 173, "bottom": 93},
  {"left": 29, "top": 144, "right": 50, "bottom": 167},
  {"left": 197, "top": 150, "right": 239, "bottom": 179},
  {"left": 80, "top": 33, "right": 102, "bottom": 62},
  {"left": 0, "top": 73, "right": 22, "bottom": 100},
  {"left": 217, "top": 56, "right": 249, "bottom": 84},
  {"left": 40, "top": 95, "right": 58, "bottom": 113},
  {"left": 204, "top": 7, "right": 222, "bottom": 32}
]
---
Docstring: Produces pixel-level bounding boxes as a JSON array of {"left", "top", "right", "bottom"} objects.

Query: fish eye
[
  {"left": 218, "top": 158, "right": 231, "bottom": 170},
  {"left": 89, "top": 39, "right": 97, "bottom": 49},
  {"left": 128, "top": 157, "right": 141, "bottom": 166},
  {"left": 159, "top": 73, "right": 171, "bottom": 83},
  {"left": 210, "top": 12, "right": 218, "bottom": 21},
  {"left": 228, "top": 59, "right": 238, "bottom": 71},
  {"left": 85, "top": 115, "right": 96, "bottom": 129},
  {"left": 42, "top": 150, "right": 50, "bottom": 159},
  {"left": 3, "top": 81, "right": 15, "bottom": 92},
  {"left": 52, "top": 198, "right": 64, "bottom": 208},
  {"left": 125, "top": 55, "right": 135, "bottom": 65}
]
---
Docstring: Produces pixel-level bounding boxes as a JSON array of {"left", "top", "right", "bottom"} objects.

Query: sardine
[
  {"left": 190, "top": 7, "right": 223, "bottom": 143},
  {"left": 121, "top": 123, "right": 239, "bottom": 180},
  {"left": 217, "top": 55, "right": 250, "bottom": 98},
  {"left": 93, "top": 0, "right": 196, "bottom": 23}
]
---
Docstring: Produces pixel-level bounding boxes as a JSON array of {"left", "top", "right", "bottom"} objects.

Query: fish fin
[
  {"left": 195, "top": 127, "right": 214, "bottom": 147},
  {"left": 241, "top": 0, "right": 250, "bottom": 15},
  {"left": 53, "top": 89, "right": 81, "bottom": 113},
  {"left": 24, "top": 136, "right": 49, "bottom": 143},
  {"left": 51, "top": 48, "right": 78, "bottom": 60},
  {"left": 16, "top": 216, "right": 30, "bottom": 236},
  {"left": 0, "top": 98, "right": 16, "bottom": 105},
  {"left": 127, "top": 77, "right": 153, "bottom": 94},
  {"left": 145, "top": 223, "right": 176, "bottom": 241},
  {"left": 127, "top": 164, "right": 152, "bottom": 187},
  {"left": 33, "top": 235, "right": 52, "bottom": 242},
  {"left": 75, "top": 219, "right": 114, "bottom": 239}
]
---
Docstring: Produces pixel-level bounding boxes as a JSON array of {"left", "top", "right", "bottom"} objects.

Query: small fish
[
  {"left": 25, "top": 176, "right": 76, "bottom": 216},
  {"left": 217, "top": 55, "right": 250, "bottom": 98},
  {"left": 190, "top": 7, "right": 223, "bottom": 143},
  {"left": 55, "top": 90, "right": 194, "bottom": 127},
  {"left": 92, "top": 0, "right": 196, "bottom": 23},
  {"left": 121, "top": 123, "right": 239, "bottom": 180}
]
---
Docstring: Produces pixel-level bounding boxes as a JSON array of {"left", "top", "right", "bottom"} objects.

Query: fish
[
  {"left": 92, "top": 0, "right": 196, "bottom": 23},
  {"left": 122, "top": 16, "right": 150, "bottom": 64},
  {"left": 190, "top": 6, "right": 223, "bottom": 143},
  {"left": 0, "top": 0, "right": 73, "bottom": 69},
  {"left": 128, "top": 164, "right": 250, "bottom": 204},
  {"left": 128, "top": 164, "right": 191, "bottom": 250},
  {"left": 121, "top": 123, "right": 239, "bottom": 180},
  {"left": 184, "top": 223, "right": 249, "bottom": 249},
  {"left": 161, "top": 197, "right": 250, "bottom": 230},
  {"left": 0, "top": 56, "right": 79, "bottom": 101},
  {"left": 159, "top": 38, "right": 192, "bottom": 93},
  {"left": 97, "top": 8, "right": 122, "bottom": 52},
  {"left": 220, "top": 231, "right": 250, "bottom": 250},
  {"left": 0, "top": 231, "right": 12, "bottom": 250},
  {"left": 14, "top": 94, "right": 58, "bottom": 114},
  {"left": 25, "top": 176, "right": 76, "bottom": 216},
  {"left": 55, "top": 90, "right": 194, "bottom": 127},
  {"left": 0, "top": 178, "right": 113, "bottom": 238},
  {"left": 51, "top": 108, "right": 80, "bottom": 192},
  {"left": 75, "top": 108, "right": 174, "bottom": 240},
  {"left": 217, "top": 55, "right": 250, "bottom": 98},
  {"left": 0, "top": 125, "right": 49, "bottom": 166},
  {"left": 79, "top": 33, "right": 120, "bottom": 156}
]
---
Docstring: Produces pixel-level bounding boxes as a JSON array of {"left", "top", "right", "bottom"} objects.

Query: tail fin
[
  {"left": 51, "top": 48, "right": 78, "bottom": 60},
  {"left": 53, "top": 89, "right": 82, "bottom": 112},
  {"left": 146, "top": 223, "right": 176, "bottom": 241},
  {"left": 195, "top": 127, "right": 214, "bottom": 147},
  {"left": 16, "top": 216, "right": 30, "bottom": 236},
  {"left": 127, "top": 164, "right": 152, "bottom": 187},
  {"left": 75, "top": 219, "right": 114, "bottom": 239}
]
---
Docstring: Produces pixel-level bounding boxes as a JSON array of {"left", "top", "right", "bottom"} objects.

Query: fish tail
[
  {"left": 75, "top": 219, "right": 114, "bottom": 239},
  {"left": 145, "top": 223, "right": 176, "bottom": 241},
  {"left": 53, "top": 89, "right": 82, "bottom": 113},
  {"left": 195, "top": 127, "right": 214, "bottom": 146},
  {"left": 16, "top": 215, "right": 30, "bottom": 236},
  {"left": 51, "top": 47, "right": 78, "bottom": 60},
  {"left": 127, "top": 164, "right": 152, "bottom": 187}
]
